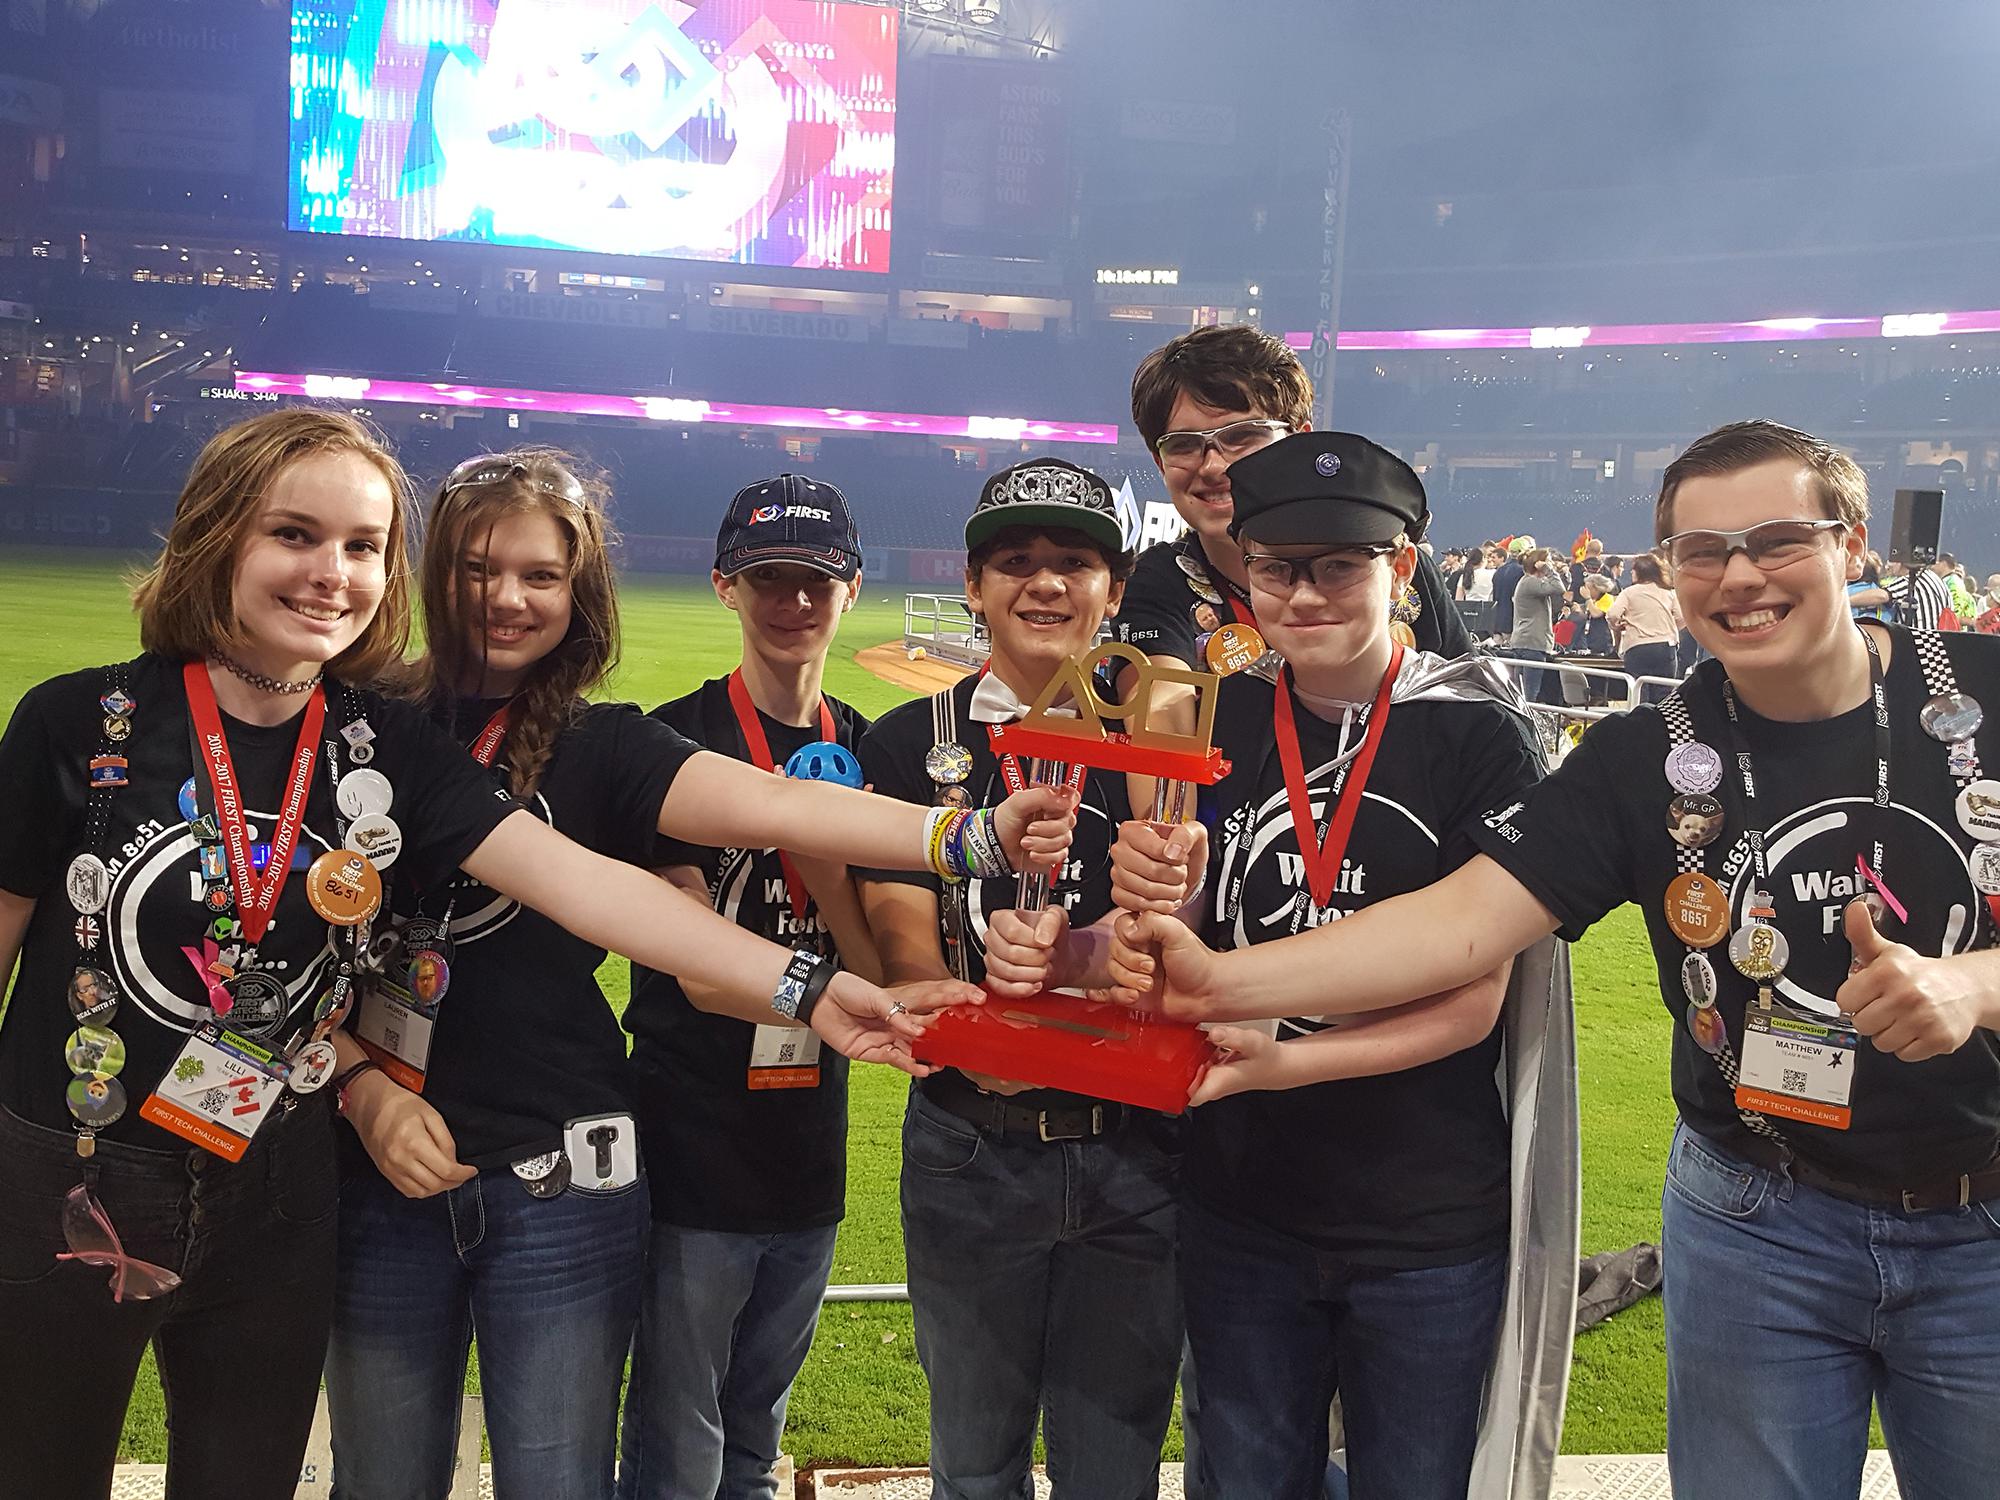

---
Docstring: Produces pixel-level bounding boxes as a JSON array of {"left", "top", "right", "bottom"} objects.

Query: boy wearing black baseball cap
[
  {"left": 857, "top": 458, "right": 1184, "bottom": 1499},
  {"left": 622, "top": 473, "right": 876, "bottom": 1498}
]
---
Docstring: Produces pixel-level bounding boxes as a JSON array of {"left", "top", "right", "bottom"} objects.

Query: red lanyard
[
  {"left": 468, "top": 702, "right": 514, "bottom": 767},
  {"left": 727, "top": 669, "right": 836, "bottom": 920},
  {"left": 183, "top": 661, "right": 324, "bottom": 947},
  {"left": 1225, "top": 593, "right": 1256, "bottom": 627},
  {"left": 1270, "top": 645, "right": 1403, "bottom": 910}
]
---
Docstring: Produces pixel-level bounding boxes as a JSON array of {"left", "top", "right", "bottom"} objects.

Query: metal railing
[
  {"left": 1493, "top": 658, "right": 1644, "bottom": 723},
  {"left": 903, "top": 592, "right": 989, "bottom": 667}
]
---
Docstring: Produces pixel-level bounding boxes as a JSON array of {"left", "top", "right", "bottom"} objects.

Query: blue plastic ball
[{"left": 784, "top": 740, "right": 864, "bottom": 788}]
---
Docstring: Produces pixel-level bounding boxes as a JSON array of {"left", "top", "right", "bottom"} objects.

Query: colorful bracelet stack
[{"left": 924, "top": 805, "right": 1014, "bottom": 882}]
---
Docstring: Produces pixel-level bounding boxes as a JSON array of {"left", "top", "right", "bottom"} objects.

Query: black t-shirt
[
  {"left": 0, "top": 655, "right": 517, "bottom": 1151},
  {"left": 388, "top": 697, "right": 700, "bottom": 1171},
  {"left": 1471, "top": 625, "right": 2000, "bottom": 1182},
  {"left": 858, "top": 673, "right": 1133, "bottom": 1110},
  {"left": 625, "top": 678, "right": 869, "bottom": 1232},
  {"left": 1116, "top": 532, "right": 1474, "bottom": 666},
  {"left": 1189, "top": 669, "right": 1543, "bottom": 1266}
]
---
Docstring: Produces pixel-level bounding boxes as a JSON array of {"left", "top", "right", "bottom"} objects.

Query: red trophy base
[{"left": 914, "top": 990, "right": 1214, "bottom": 1115}]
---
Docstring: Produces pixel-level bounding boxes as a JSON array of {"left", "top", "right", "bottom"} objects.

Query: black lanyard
[{"left": 1720, "top": 628, "right": 1889, "bottom": 893}]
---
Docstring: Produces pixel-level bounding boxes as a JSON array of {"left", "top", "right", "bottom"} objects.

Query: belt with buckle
[
  {"left": 921, "top": 1071, "right": 1126, "bottom": 1143},
  {"left": 1722, "top": 1132, "right": 2000, "bottom": 1213}
]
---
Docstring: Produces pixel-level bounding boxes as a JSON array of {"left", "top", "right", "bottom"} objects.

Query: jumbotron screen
[{"left": 289, "top": 1, "right": 898, "bottom": 271}]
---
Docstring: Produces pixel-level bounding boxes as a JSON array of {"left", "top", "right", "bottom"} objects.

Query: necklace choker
[{"left": 212, "top": 655, "right": 324, "bottom": 696}]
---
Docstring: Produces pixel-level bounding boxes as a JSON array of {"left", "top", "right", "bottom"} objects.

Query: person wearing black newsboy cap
[
  {"left": 1225, "top": 431, "right": 1431, "bottom": 548},
  {"left": 1077, "top": 429, "right": 1554, "bottom": 1499}
]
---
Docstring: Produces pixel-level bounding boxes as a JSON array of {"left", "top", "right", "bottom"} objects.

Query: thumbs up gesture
[{"left": 1835, "top": 898, "right": 1987, "bottom": 1062}]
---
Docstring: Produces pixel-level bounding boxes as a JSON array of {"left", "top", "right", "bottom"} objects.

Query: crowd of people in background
[
  {"left": 1436, "top": 531, "right": 2000, "bottom": 716},
  {"left": 9, "top": 320, "right": 2000, "bottom": 1500}
]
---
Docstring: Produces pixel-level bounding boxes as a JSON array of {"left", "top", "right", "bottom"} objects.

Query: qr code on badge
[
  {"left": 1782, "top": 1068, "right": 1808, "bottom": 1094},
  {"left": 383, "top": 1027, "right": 401, "bottom": 1052},
  {"left": 199, "top": 1086, "right": 228, "bottom": 1113}
]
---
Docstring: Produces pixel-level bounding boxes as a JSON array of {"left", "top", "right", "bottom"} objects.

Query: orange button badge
[
  {"left": 1664, "top": 871, "right": 1729, "bottom": 949},
  {"left": 305, "top": 850, "right": 382, "bottom": 927},
  {"left": 1205, "top": 622, "right": 1268, "bottom": 677}
]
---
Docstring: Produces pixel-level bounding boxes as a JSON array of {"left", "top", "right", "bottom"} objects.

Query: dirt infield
[{"left": 854, "top": 641, "right": 975, "bottom": 696}]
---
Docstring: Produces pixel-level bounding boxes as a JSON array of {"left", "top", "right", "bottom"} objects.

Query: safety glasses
[
  {"left": 1154, "top": 419, "right": 1292, "bottom": 467},
  {"left": 55, "top": 1183, "right": 181, "bottom": 1304},
  {"left": 1242, "top": 545, "right": 1396, "bottom": 597},
  {"left": 441, "top": 455, "right": 587, "bottom": 507},
  {"left": 1658, "top": 518, "right": 1846, "bottom": 579}
]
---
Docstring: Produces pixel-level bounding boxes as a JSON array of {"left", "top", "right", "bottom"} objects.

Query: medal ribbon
[
  {"left": 183, "top": 661, "right": 324, "bottom": 947},
  {"left": 468, "top": 702, "right": 514, "bottom": 768},
  {"left": 971, "top": 664, "right": 1090, "bottom": 798},
  {"left": 727, "top": 669, "right": 837, "bottom": 921},
  {"left": 1271, "top": 644, "right": 1403, "bottom": 910},
  {"left": 987, "top": 730, "right": 1091, "bottom": 798},
  {"left": 1720, "top": 630, "right": 1889, "bottom": 942}
]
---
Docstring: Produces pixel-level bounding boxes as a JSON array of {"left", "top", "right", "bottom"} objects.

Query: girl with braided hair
[{"left": 324, "top": 449, "right": 1078, "bottom": 1499}]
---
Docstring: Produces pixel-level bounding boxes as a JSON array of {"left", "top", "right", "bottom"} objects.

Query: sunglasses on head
[{"left": 441, "top": 455, "right": 587, "bottom": 508}]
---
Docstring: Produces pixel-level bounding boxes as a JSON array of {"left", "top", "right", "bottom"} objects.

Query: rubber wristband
[
  {"left": 771, "top": 947, "right": 820, "bottom": 1020},
  {"left": 923, "top": 805, "right": 956, "bottom": 879},
  {"left": 332, "top": 1060, "right": 382, "bottom": 1116},
  {"left": 795, "top": 955, "right": 837, "bottom": 1027},
  {"left": 941, "top": 807, "right": 971, "bottom": 877},
  {"left": 962, "top": 808, "right": 1011, "bottom": 880}
]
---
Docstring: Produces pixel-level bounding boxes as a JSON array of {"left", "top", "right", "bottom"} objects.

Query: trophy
[{"left": 913, "top": 642, "right": 1233, "bottom": 1113}]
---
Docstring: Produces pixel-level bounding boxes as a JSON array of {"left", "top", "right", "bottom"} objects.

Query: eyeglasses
[
  {"left": 1242, "top": 546, "right": 1395, "bottom": 597},
  {"left": 1659, "top": 519, "right": 1846, "bottom": 579},
  {"left": 1154, "top": 419, "right": 1291, "bottom": 467},
  {"left": 441, "top": 455, "right": 587, "bottom": 507},
  {"left": 55, "top": 1183, "right": 181, "bottom": 1304}
]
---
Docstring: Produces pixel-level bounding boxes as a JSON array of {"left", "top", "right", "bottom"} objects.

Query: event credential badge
[
  {"left": 1736, "top": 1009, "right": 1859, "bottom": 1131},
  {"left": 139, "top": 1023, "right": 288, "bottom": 1161}
]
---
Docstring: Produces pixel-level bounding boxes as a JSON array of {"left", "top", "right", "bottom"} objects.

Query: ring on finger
[{"left": 889, "top": 1001, "right": 909, "bottom": 1016}]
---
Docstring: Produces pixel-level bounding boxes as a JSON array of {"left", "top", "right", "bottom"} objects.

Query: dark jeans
[
  {"left": 0, "top": 1099, "right": 339, "bottom": 1500},
  {"left": 900, "top": 1088, "right": 1183, "bottom": 1500},
  {"left": 1499, "top": 646, "right": 1565, "bottom": 706},
  {"left": 1623, "top": 642, "right": 1679, "bottom": 705},
  {"left": 326, "top": 1163, "right": 649, "bottom": 1500},
  {"left": 618, "top": 1220, "right": 839, "bottom": 1500},
  {"left": 1179, "top": 1197, "right": 1505, "bottom": 1500}
]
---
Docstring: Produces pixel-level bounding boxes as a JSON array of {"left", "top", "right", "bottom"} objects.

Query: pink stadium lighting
[
  {"left": 1286, "top": 307, "right": 2000, "bottom": 353},
  {"left": 233, "top": 372, "right": 1119, "bottom": 445}
]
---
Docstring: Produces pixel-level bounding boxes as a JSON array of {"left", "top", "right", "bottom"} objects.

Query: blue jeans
[
  {"left": 326, "top": 1164, "right": 649, "bottom": 1500},
  {"left": 1662, "top": 1123, "right": 2000, "bottom": 1500},
  {"left": 1622, "top": 641, "right": 1678, "bottom": 704},
  {"left": 1499, "top": 646, "right": 1563, "bottom": 705},
  {"left": 1179, "top": 1197, "right": 1504, "bottom": 1500},
  {"left": 617, "top": 1220, "right": 839, "bottom": 1500},
  {"left": 900, "top": 1088, "right": 1183, "bottom": 1500}
]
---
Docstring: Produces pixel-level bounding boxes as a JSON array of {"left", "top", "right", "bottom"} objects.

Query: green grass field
[{"left": 0, "top": 546, "right": 1682, "bottom": 1464}]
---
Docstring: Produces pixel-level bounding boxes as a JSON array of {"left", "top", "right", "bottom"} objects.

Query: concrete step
[
  {"left": 809, "top": 1454, "right": 1905, "bottom": 1498},
  {"left": 107, "top": 1449, "right": 1903, "bottom": 1498}
]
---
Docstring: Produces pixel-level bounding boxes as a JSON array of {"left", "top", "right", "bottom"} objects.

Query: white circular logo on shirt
[
  {"left": 1720, "top": 795, "right": 1977, "bottom": 1017},
  {"left": 107, "top": 808, "right": 338, "bottom": 1031}
]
